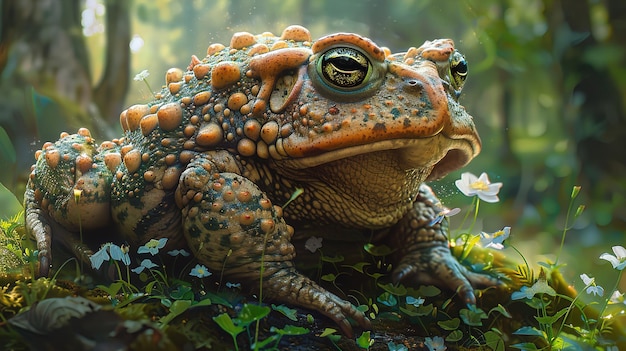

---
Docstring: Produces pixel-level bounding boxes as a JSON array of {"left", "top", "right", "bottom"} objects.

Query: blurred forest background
[{"left": 0, "top": 0, "right": 624, "bottom": 287}]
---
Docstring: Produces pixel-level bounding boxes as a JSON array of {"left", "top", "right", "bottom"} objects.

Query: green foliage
[{"left": 213, "top": 303, "right": 310, "bottom": 351}]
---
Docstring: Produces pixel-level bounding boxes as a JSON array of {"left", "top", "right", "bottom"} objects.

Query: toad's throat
[{"left": 278, "top": 135, "right": 474, "bottom": 181}]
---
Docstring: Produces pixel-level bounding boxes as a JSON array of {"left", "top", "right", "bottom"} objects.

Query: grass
[{"left": 0, "top": 179, "right": 625, "bottom": 350}]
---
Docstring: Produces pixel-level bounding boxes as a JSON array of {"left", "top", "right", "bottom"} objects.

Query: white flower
[
  {"left": 137, "top": 238, "right": 168, "bottom": 255},
  {"left": 406, "top": 296, "right": 425, "bottom": 307},
  {"left": 479, "top": 226, "right": 510, "bottom": 250},
  {"left": 428, "top": 207, "right": 461, "bottom": 226},
  {"left": 109, "top": 243, "right": 131, "bottom": 266},
  {"left": 89, "top": 243, "right": 111, "bottom": 269},
  {"left": 424, "top": 336, "right": 446, "bottom": 351},
  {"left": 305, "top": 236, "right": 323, "bottom": 253},
  {"left": 600, "top": 246, "right": 626, "bottom": 271},
  {"left": 131, "top": 259, "right": 158, "bottom": 274},
  {"left": 133, "top": 69, "right": 150, "bottom": 81},
  {"left": 190, "top": 264, "right": 212, "bottom": 278},
  {"left": 167, "top": 249, "right": 190, "bottom": 257},
  {"left": 580, "top": 273, "right": 604, "bottom": 297},
  {"left": 455, "top": 172, "right": 503, "bottom": 203},
  {"left": 511, "top": 275, "right": 556, "bottom": 300},
  {"left": 610, "top": 290, "right": 625, "bottom": 304}
]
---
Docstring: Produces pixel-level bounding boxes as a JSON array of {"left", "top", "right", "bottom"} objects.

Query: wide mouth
[{"left": 278, "top": 134, "right": 475, "bottom": 181}]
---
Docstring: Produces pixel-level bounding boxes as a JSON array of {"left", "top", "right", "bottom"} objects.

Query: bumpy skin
[{"left": 25, "top": 25, "right": 498, "bottom": 336}]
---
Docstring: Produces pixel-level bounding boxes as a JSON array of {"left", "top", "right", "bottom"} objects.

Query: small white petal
[
  {"left": 612, "top": 246, "right": 626, "bottom": 260},
  {"left": 580, "top": 273, "right": 593, "bottom": 285},
  {"left": 600, "top": 253, "right": 620, "bottom": 268}
]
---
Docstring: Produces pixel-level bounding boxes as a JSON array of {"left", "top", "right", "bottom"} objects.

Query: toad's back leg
[{"left": 176, "top": 152, "right": 370, "bottom": 336}]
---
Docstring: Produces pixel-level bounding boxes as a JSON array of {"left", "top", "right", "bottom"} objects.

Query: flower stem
[
  {"left": 554, "top": 188, "right": 578, "bottom": 266},
  {"left": 457, "top": 196, "right": 477, "bottom": 234},
  {"left": 591, "top": 269, "right": 624, "bottom": 341},
  {"left": 511, "top": 245, "right": 530, "bottom": 278},
  {"left": 468, "top": 198, "right": 481, "bottom": 234}
]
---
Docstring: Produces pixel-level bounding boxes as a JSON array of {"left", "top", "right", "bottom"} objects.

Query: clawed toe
[
  {"left": 262, "top": 267, "right": 371, "bottom": 337},
  {"left": 393, "top": 245, "right": 500, "bottom": 305}
]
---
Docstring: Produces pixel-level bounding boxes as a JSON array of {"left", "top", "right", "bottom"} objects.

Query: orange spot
[
  {"left": 211, "top": 62, "right": 241, "bottom": 90},
  {"left": 165, "top": 68, "right": 183, "bottom": 85},
  {"left": 157, "top": 102, "right": 183, "bottom": 131},
  {"left": 207, "top": 43, "right": 225, "bottom": 56},
  {"left": 193, "top": 64, "right": 210, "bottom": 80},
  {"left": 227, "top": 92, "right": 248, "bottom": 111},
  {"left": 196, "top": 123, "right": 222, "bottom": 147},
  {"left": 280, "top": 25, "right": 311, "bottom": 42},
  {"left": 230, "top": 32, "right": 256, "bottom": 50},
  {"left": 193, "top": 91, "right": 211, "bottom": 106}
]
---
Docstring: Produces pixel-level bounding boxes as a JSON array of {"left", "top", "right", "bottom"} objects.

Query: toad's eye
[
  {"left": 317, "top": 47, "right": 372, "bottom": 89},
  {"left": 449, "top": 50, "right": 467, "bottom": 92}
]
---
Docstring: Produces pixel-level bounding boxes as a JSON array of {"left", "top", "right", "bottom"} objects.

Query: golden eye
[
  {"left": 317, "top": 47, "right": 372, "bottom": 89},
  {"left": 449, "top": 50, "right": 467, "bottom": 92}
]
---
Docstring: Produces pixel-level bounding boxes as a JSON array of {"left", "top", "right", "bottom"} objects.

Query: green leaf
[
  {"left": 513, "top": 326, "right": 545, "bottom": 337},
  {"left": 0, "top": 126, "right": 16, "bottom": 163},
  {"left": 321, "top": 254, "right": 344, "bottom": 263},
  {"left": 251, "top": 334, "right": 279, "bottom": 349},
  {"left": 203, "top": 291, "right": 233, "bottom": 308},
  {"left": 535, "top": 308, "right": 568, "bottom": 325},
  {"left": 356, "top": 330, "right": 373, "bottom": 348},
  {"left": 97, "top": 282, "right": 123, "bottom": 296},
  {"left": 459, "top": 306, "right": 487, "bottom": 326},
  {"left": 437, "top": 317, "right": 460, "bottom": 330},
  {"left": 489, "top": 304, "right": 513, "bottom": 318},
  {"left": 399, "top": 304, "right": 433, "bottom": 317},
  {"left": 484, "top": 330, "right": 506, "bottom": 351},
  {"left": 445, "top": 329, "right": 463, "bottom": 342},
  {"left": 213, "top": 313, "right": 244, "bottom": 336},
  {"left": 272, "top": 304, "right": 298, "bottom": 321},
  {"left": 343, "top": 262, "right": 371, "bottom": 273},
  {"left": 236, "top": 303, "right": 270, "bottom": 326},
  {"left": 510, "top": 342, "right": 540, "bottom": 350},
  {"left": 270, "top": 324, "right": 309, "bottom": 335},
  {"left": 377, "top": 282, "right": 407, "bottom": 296},
  {"left": 460, "top": 234, "right": 480, "bottom": 260},
  {"left": 0, "top": 182, "right": 21, "bottom": 219},
  {"left": 320, "top": 328, "right": 338, "bottom": 337},
  {"left": 144, "top": 280, "right": 157, "bottom": 294},
  {"left": 170, "top": 285, "right": 193, "bottom": 300},
  {"left": 376, "top": 292, "right": 397, "bottom": 307},
  {"left": 321, "top": 273, "right": 336, "bottom": 282},
  {"left": 363, "top": 243, "right": 395, "bottom": 256},
  {"left": 160, "top": 299, "right": 192, "bottom": 325},
  {"left": 414, "top": 285, "right": 441, "bottom": 297},
  {"left": 192, "top": 297, "right": 212, "bottom": 307},
  {"left": 366, "top": 272, "right": 386, "bottom": 280}
]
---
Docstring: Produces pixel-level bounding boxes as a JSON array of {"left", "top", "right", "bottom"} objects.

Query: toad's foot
[
  {"left": 261, "top": 264, "right": 371, "bottom": 337},
  {"left": 388, "top": 184, "right": 501, "bottom": 304},
  {"left": 392, "top": 243, "right": 500, "bottom": 304}
]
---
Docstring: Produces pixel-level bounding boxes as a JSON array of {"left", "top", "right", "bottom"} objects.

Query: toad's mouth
[{"left": 278, "top": 134, "right": 477, "bottom": 181}]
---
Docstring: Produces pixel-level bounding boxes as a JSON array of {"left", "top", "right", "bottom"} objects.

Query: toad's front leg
[
  {"left": 177, "top": 153, "right": 370, "bottom": 336},
  {"left": 388, "top": 184, "right": 501, "bottom": 305},
  {"left": 25, "top": 129, "right": 116, "bottom": 276}
]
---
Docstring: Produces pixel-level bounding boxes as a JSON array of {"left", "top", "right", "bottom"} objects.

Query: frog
[{"left": 24, "top": 25, "right": 499, "bottom": 336}]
